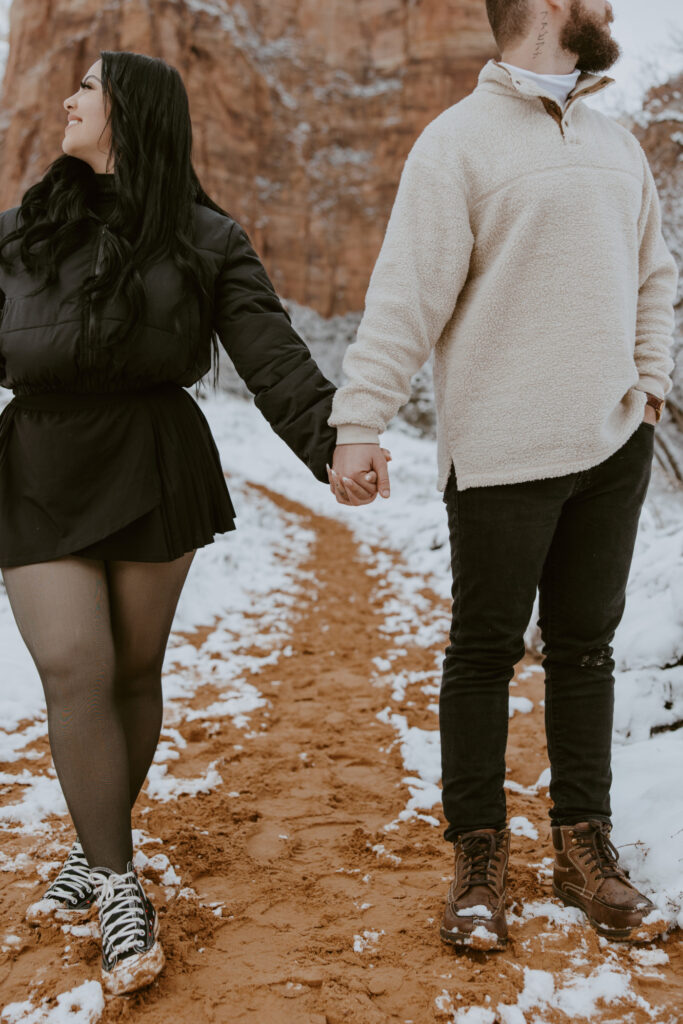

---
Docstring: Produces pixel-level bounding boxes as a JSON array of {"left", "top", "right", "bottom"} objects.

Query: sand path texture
[{"left": 0, "top": 483, "right": 681, "bottom": 1023}]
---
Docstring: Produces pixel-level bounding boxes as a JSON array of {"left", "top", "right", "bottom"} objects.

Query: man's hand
[{"left": 326, "top": 444, "right": 392, "bottom": 506}]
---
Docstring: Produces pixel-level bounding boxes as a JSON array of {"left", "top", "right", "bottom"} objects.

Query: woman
[{"left": 0, "top": 50, "right": 374, "bottom": 997}]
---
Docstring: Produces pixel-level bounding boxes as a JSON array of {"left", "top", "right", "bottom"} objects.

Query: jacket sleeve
[
  {"left": 212, "top": 220, "right": 337, "bottom": 482},
  {"left": 328, "top": 127, "right": 475, "bottom": 444},
  {"left": 632, "top": 148, "right": 678, "bottom": 399}
]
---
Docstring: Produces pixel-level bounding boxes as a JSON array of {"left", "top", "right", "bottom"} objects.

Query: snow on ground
[
  {"left": 1, "top": 979, "right": 104, "bottom": 1024},
  {"left": 0, "top": 399, "right": 326, "bottom": 1024},
  {"left": 0, "top": 436, "right": 317, "bottom": 832},
  {"left": 0, "top": 3, "right": 680, "bottom": 1017},
  {"left": 0, "top": 394, "right": 323, "bottom": 1015},
  {"left": 196, "top": 389, "right": 683, "bottom": 929},
  {"left": 0, "top": 386, "right": 681, "bottom": 1019},
  {"left": 436, "top": 949, "right": 672, "bottom": 1024}
]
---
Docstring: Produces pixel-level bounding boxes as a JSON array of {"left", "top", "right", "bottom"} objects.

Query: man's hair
[{"left": 485, "top": 0, "right": 534, "bottom": 51}]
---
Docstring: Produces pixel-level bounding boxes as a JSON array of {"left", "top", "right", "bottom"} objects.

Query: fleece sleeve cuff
[
  {"left": 334, "top": 425, "right": 382, "bottom": 445},
  {"left": 633, "top": 380, "right": 670, "bottom": 400}
]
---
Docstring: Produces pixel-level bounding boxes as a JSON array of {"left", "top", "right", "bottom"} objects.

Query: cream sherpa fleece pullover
[{"left": 329, "top": 59, "right": 679, "bottom": 491}]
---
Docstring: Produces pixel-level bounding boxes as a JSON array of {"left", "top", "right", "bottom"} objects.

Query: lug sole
[
  {"left": 552, "top": 883, "right": 667, "bottom": 943},
  {"left": 440, "top": 924, "right": 507, "bottom": 951}
]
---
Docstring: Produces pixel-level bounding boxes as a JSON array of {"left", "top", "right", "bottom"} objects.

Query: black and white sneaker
[
  {"left": 90, "top": 861, "right": 164, "bottom": 996},
  {"left": 26, "top": 839, "right": 96, "bottom": 926}
]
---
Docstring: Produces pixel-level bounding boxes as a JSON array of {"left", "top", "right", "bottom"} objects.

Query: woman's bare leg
[{"left": 105, "top": 549, "right": 196, "bottom": 806}]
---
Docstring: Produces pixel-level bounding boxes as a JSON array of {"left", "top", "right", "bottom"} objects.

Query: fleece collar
[{"left": 476, "top": 58, "right": 615, "bottom": 109}]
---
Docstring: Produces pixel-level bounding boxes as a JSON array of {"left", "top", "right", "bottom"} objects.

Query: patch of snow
[
  {"left": 630, "top": 947, "right": 669, "bottom": 967},
  {"left": 0, "top": 770, "right": 67, "bottom": 833},
  {"left": 376, "top": 708, "right": 440, "bottom": 785},
  {"left": 144, "top": 760, "right": 223, "bottom": 802},
  {"left": 1, "top": 980, "right": 104, "bottom": 1023},
  {"left": 0, "top": 852, "right": 32, "bottom": 873},
  {"left": 435, "top": 991, "right": 496, "bottom": 1023},
  {"left": 455, "top": 904, "right": 492, "bottom": 918},
  {"left": 509, "top": 816, "right": 539, "bottom": 840},
  {"left": 368, "top": 842, "right": 401, "bottom": 866},
  {"left": 509, "top": 696, "right": 533, "bottom": 718},
  {"left": 352, "top": 928, "right": 384, "bottom": 953}
]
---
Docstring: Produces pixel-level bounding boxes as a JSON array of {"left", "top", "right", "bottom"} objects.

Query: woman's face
[{"left": 62, "top": 59, "right": 114, "bottom": 173}]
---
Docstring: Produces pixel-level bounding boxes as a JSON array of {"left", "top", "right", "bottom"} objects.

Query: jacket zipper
[{"left": 86, "top": 224, "right": 106, "bottom": 367}]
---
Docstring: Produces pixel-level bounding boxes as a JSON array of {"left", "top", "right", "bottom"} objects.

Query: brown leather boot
[
  {"left": 552, "top": 821, "right": 668, "bottom": 942},
  {"left": 440, "top": 827, "right": 510, "bottom": 951}
]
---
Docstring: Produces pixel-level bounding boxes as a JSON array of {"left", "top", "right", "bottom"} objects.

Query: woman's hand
[{"left": 326, "top": 445, "right": 392, "bottom": 506}]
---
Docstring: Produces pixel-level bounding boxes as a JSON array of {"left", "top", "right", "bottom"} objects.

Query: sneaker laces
[
  {"left": 460, "top": 831, "right": 502, "bottom": 889},
  {"left": 43, "top": 841, "right": 93, "bottom": 905},
  {"left": 91, "top": 867, "right": 148, "bottom": 961},
  {"left": 573, "top": 823, "right": 627, "bottom": 880}
]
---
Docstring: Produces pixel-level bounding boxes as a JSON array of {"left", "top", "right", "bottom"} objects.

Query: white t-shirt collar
[{"left": 497, "top": 60, "right": 582, "bottom": 110}]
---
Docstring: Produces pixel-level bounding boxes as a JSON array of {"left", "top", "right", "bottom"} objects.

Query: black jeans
[{"left": 439, "top": 421, "right": 655, "bottom": 842}]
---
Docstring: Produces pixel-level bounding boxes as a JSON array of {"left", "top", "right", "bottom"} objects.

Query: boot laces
[
  {"left": 44, "top": 841, "right": 93, "bottom": 905},
  {"left": 461, "top": 832, "right": 500, "bottom": 888},
  {"left": 575, "top": 824, "right": 625, "bottom": 879},
  {"left": 91, "top": 867, "right": 148, "bottom": 961}
]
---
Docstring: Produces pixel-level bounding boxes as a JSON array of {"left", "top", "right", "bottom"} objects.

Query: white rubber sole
[{"left": 102, "top": 914, "right": 165, "bottom": 996}]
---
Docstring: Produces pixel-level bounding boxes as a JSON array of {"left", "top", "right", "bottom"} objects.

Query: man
[{"left": 326, "top": 0, "right": 678, "bottom": 951}]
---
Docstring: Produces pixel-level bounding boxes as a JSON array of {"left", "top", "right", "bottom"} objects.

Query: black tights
[{"left": 1, "top": 550, "right": 196, "bottom": 873}]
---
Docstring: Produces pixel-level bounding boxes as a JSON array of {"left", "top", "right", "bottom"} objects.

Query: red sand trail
[{"left": 0, "top": 484, "right": 680, "bottom": 1022}]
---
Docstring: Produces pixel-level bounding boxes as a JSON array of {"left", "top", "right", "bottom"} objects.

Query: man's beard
[{"left": 559, "top": 0, "right": 621, "bottom": 73}]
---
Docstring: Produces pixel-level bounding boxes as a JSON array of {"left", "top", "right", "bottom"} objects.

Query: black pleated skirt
[{"left": 0, "top": 382, "right": 237, "bottom": 567}]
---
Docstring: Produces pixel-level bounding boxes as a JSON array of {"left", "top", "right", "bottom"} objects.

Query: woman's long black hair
[{"left": 0, "top": 50, "right": 230, "bottom": 391}]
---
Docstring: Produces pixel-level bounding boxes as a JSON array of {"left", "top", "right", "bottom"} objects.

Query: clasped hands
[{"left": 326, "top": 444, "right": 392, "bottom": 506}]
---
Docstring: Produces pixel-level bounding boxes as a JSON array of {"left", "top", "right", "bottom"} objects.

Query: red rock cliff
[{"left": 0, "top": 0, "right": 495, "bottom": 315}]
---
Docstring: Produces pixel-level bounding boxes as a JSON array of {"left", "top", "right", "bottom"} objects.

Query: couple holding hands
[{"left": 2, "top": 0, "right": 677, "bottom": 998}]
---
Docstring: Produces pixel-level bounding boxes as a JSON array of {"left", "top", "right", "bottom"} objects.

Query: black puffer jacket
[{"left": 0, "top": 176, "right": 337, "bottom": 482}]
